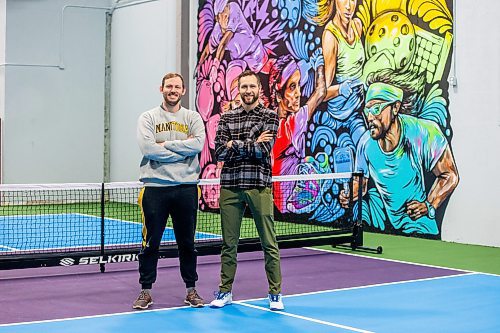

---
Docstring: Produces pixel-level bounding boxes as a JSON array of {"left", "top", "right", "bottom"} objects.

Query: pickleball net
[{"left": 0, "top": 172, "right": 365, "bottom": 269}]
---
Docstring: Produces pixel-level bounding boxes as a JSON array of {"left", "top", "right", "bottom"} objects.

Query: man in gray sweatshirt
[{"left": 133, "top": 73, "right": 206, "bottom": 309}]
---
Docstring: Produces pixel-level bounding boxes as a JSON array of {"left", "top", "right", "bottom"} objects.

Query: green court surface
[{"left": 317, "top": 232, "right": 500, "bottom": 275}]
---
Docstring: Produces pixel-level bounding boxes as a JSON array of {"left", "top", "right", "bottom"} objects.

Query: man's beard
[
  {"left": 242, "top": 93, "right": 259, "bottom": 106},
  {"left": 164, "top": 93, "right": 181, "bottom": 106},
  {"left": 369, "top": 115, "right": 396, "bottom": 140}
]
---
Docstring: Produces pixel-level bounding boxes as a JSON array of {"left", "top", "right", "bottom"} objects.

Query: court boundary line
[
  {"left": 0, "top": 245, "right": 19, "bottom": 251},
  {"left": 0, "top": 301, "right": 375, "bottom": 332},
  {"left": 304, "top": 246, "right": 500, "bottom": 277},
  {"left": 0, "top": 212, "right": 221, "bottom": 238},
  {"left": 75, "top": 213, "right": 222, "bottom": 238},
  {"left": 69, "top": 213, "right": 222, "bottom": 239},
  {"left": 236, "top": 302, "right": 374, "bottom": 333},
  {"left": 0, "top": 213, "right": 221, "bottom": 253},
  {"left": 75, "top": 213, "right": 142, "bottom": 226},
  {"left": 239, "top": 272, "right": 478, "bottom": 303},
  {"left": 0, "top": 213, "right": 82, "bottom": 219},
  {"left": 1, "top": 272, "right": 484, "bottom": 329},
  {"left": 0, "top": 305, "right": 191, "bottom": 328},
  {"left": 78, "top": 213, "right": 223, "bottom": 239}
]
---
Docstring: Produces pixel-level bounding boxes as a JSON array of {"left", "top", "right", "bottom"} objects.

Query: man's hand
[
  {"left": 226, "top": 140, "right": 233, "bottom": 148},
  {"left": 339, "top": 177, "right": 366, "bottom": 209},
  {"left": 339, "top": 80, "right": 354, "bottom": 98},
  {"left": 406, "top": 200, "right": 428, "bottom": 220},
  {"left": 339, "top": 189, "right": 350, "bottom": 208},
  {"left": 256, "top": 130, "right": 273, "bottom": 143}
]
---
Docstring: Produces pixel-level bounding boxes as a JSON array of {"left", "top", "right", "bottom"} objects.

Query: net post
[
  {"left": 348, "top": 175, "right": 354, "bottom": 224},
  {"left": 353, "top": 171, "right": 364, "bottom": 248},
  {"left": 344, "top": 171, "right": 383, "bottom": 254},
  {"left": 100, "top": 182, "right": 105, "bottom": 273}
]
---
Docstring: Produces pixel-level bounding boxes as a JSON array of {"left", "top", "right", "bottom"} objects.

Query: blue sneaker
[
  {"left": 210, "top": 291, "right": 232, "bottom": 308},
  {"left": 268, "top": 293, "right": 284, "bottom": 311}
]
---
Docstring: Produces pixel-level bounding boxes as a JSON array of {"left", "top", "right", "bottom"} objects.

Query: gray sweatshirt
[{"left": 137, "top": 105, "right": 206, "bottom": 186}]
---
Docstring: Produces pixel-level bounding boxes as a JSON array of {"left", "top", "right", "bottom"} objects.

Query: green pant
[{"left": 219, "top": 187, "right": 282, "bottom": 294}]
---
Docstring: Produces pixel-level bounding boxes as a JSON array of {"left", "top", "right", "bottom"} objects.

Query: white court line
[
  {"left": 238, "top": 272, "right": 478, "bottom": 304},
  {"left": 0, "top": 245, "right": 19, "bottom": 251},
  {"left": 236, "top": 302, "right": 374, "bottom": 333},
  {"left": 74, "top": 213, "right": 143, "bottom": 226},
  {"left": 74, "top": 213, "right": 222, "bottom": 238},
  {"left": 0, "top": 213, "right": 80, "bottom": 219},
  {"left": 1, "top": 212, "right": 221, "bottom": 238},
  {"left": 234, "top": 273, "right": 497, "bottom": 332},
  {"left": 304, "top": 246, "right": 500, "bottom": 277},
  {"left": 1, "top": 213, "right": 221, "bottom": 253},
  {"left": 280, "top": 272, "right": 478, "bottom": 299},
  {"left": 0, "top": 304, "right": 190, "bottom": 328},
  {"left": 0, "top": 300, "right": 375, "bottom": 332},
  {"left": 0, "top": 272, "right": 485, "bottom": 329}
]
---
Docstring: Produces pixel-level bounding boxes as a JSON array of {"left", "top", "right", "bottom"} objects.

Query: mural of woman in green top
[{"left": 318, "top": 0, "right": 366, "bottom": 154}]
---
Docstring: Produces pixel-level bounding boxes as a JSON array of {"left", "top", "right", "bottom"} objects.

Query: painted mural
[{"left": 195, "top": 0, "right": 458, "bottom": 238}]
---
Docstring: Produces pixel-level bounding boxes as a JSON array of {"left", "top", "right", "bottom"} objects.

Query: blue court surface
[
  {"left": 0, "top": 273, "right": 498, "bottom": 333},
  {"left": 0, "top": 213, "right": 220, "bottom": 252}
]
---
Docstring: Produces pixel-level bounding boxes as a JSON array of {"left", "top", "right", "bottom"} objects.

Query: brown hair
[
  {"left": 161, "top": 73, "right": 185, "bottom": 88},
  {"left": 237, "top": 70, "right": 261, "bottom": 88}
]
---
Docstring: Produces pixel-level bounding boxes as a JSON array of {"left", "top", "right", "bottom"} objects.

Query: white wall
[
  {"left": 0, "top": 0, "right": 5, "bottom": 182},
  {"left": 2, "top": 0, "right": 109, "bottom": 184},
  {"left": 0, "top": 0, "right": 5, "bottom": 116},
  {"left": 0, "top": 1, "right": 5, "bottom": 117},
  {"left": 109, "top": 0, "right": 180, "bottom": 182},
  {"left": 441, "top": 1, "right": 500, "bottom": 247}
]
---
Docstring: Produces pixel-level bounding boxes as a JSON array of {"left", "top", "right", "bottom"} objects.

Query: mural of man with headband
[
  {"left": 199, "top": 0, "right": 274, "bottom": 84},
  {"left": 269, "top": 53, "right": 326, "bottom": 213},
  {"left": 340, "top": 80, "right": 459, "bottom": 235}
]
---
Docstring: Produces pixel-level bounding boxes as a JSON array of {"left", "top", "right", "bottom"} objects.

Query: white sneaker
[
  {"left": 210, "top": 291, "right": 232, "bottom": 308},
  {"left": 268, "top": 293, "right": 284, "bottom": 311}
]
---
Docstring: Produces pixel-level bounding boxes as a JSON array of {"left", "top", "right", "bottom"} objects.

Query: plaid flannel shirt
[{"left": 215, "top": 104, "right": 279, "bottom": 189}]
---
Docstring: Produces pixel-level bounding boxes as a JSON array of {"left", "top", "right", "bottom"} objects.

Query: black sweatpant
[{"left": 138, "top": 185, "right": 198, "bottom": 289}]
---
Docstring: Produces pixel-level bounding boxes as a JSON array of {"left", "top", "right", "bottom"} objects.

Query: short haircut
[
  {"left": 162, "top": 73, "right": 185, "bottom": 88},
  {"left": 237, "top": 70, "right": 261, "bottom": 88}
]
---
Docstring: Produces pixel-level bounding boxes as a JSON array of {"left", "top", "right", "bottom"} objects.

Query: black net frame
[{"left": 0, "top": 172, "right": 365, "bottom": 270}]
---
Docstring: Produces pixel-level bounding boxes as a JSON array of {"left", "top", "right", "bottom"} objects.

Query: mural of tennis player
[
  {"left": 269, "top": 52, "right": 326, "bottom": 213},
  {"left": 321, "top": 0, "right": 366, "bottom": 148},
  {"left": 340, "top": 79, "right": 459, "bottom": 235},
  {"left": 199, "top": 0, "right": 274, "bottom": 84}
]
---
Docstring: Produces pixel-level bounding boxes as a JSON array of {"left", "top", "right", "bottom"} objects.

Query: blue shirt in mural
[{"left": 355, "top": 114, "right": 448, "bottom": 234}]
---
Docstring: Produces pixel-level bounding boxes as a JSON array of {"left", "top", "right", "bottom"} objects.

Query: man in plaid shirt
[{"left": 210, "top": 70, "right": 284, "bottom": 311}]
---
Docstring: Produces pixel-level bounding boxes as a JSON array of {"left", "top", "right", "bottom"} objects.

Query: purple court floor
[{"left": 0, "top": 248, "right": 465, "bottom": 325}]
